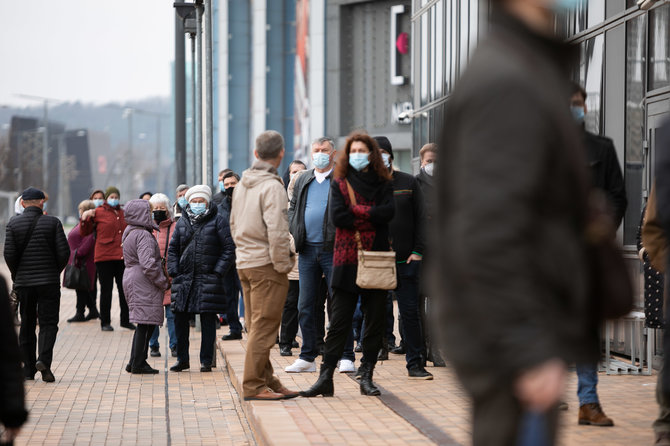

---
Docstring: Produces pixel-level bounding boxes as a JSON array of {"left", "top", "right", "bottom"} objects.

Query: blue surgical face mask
[
  {"left": 571, "top": 106, "right": 585, "bottom": 124},
  {"left": 93, "top": 199, "right": 104, "bottom": 208},
  {"left": 178, "top": 197, "right": 188, "bottom": 209},
  {"left": 349, "top": 153, "right": 370, "bottom": 171},
  {"left": 107, "top": 198, "right": 119, "bottom": 207},
  {"left": 312, "top": 152, "right": 331, "bottom": 170},
  {"left": 381, "top": 153, "right": 391, "bottom": 168},
  {"left": 219, "top": 180, "right": 225, "bottom": 192},
  {"left": 42, "top": 202, "right": 47, "bottom": 213},
  {"left": 190, "top": 202, "right": 207, "bottom": 215}
]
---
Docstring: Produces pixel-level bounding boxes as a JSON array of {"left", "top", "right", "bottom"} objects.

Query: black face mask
[
  {"left": 152, "top": 210, "right": 168, "bottom": 223},
  {"left": 224, "top": 187, "right": 234, "bottom": 198}
]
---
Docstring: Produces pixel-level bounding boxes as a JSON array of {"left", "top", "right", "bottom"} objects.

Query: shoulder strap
[
  {"left": 15, "top": 214, "right": 42, "bottom": 267},
  {"left": 345, "top": 180, "right": 363, "bottom": 251}
]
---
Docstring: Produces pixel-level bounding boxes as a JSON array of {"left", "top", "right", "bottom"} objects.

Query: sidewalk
[{"left": 219, "top": 335, "right": 658, "bottom": 446}]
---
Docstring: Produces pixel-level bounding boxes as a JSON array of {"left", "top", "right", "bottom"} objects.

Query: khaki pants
[{"left": 238, "top": 264, "right": 289, "bottom": 398}]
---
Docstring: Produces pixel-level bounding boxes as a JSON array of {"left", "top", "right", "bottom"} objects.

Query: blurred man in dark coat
[{"left": 432, "top": 1, "right": 597, "bottom": 444}]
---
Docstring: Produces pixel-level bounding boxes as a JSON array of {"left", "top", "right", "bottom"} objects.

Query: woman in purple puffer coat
[{"left": 122, "top": 199, "right": 169, "bottom": 374}]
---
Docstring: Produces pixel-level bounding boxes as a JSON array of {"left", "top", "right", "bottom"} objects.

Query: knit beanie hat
[
  {"left": 105, "top": 186, "right": 121, "bottom": 198},
  {"left": 185, "top": 185, "right": 212, "bottom": 203},
  {"left": 373, "top": 136, "right": 393, "bottom": 159}
]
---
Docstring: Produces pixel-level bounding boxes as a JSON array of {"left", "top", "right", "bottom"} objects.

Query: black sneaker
[
  {"left": 279, "top": 346, "right": 292, "bottom": 356},
  {"left": 200, "top": 364, "right": 212, "bottom": 372},
  {"left": 101, "top": 324, "right": 114, "bottom": 332},
  {"left": 85, "top": 311, "right": 100, "bottom": 321},
  {"left": 171, "top": 347, "right": 178, "bottom": 357},
  {"left": 67, "top": 313, "right": 86, "bottom": 323},
  {"left": 132, "top": 364, "right": 159, "bottom": 374},
  {"left": 221, "top": 332, "right": 242, "bottom": 340},
  {"left": 170, "top": 361, "right": 190, "bottom": 372},
  {"left": 408, "top": 365, "right": 433, "bottom": 380},
  {"left": 390, "top": 344, "right": 405, "bottom": 355},
  {"left": 150, "top": 346, "right": 161, "bottom": 357},
  {"left": 36, "top": 360, "right": 55, "bottom": 383}
]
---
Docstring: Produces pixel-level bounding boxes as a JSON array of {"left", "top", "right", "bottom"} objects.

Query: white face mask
[{"left": 424, "top": 163, "right": 434, "bottom": 177}]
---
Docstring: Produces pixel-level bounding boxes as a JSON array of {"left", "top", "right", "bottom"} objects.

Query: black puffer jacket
[
  {"left": 167, "top": 204, "right": 235, "bottom": 313},
  {"left": 4, "top": 206, "right": 70, "bottom": 287}
]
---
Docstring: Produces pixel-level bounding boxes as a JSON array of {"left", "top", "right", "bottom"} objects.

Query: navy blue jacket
[{"left": 167, "top": 205, "right": 235, "bottom": 313}]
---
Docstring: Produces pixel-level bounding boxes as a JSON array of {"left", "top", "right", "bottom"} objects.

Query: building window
[
  {"left": 649, "top": 4, "right": 670, "bottom": 92},
  {"left": 577, "top": 34, "right": 604, "bottom": 134},
  {"left": 624, "top": 15, "right": 646, "bottom": 246}
]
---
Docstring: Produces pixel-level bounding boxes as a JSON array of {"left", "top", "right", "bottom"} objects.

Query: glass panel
[
  {"left": 444, "top": 0, "right": 452, "bottom": 93},
  {"left": 649, "top": 4, "right": 670, "bottom": 91},
  {"left": 430, "top": 4, "right": 437, "bottom": 101},
  {"left": 459, "top": 0, "right": 469, "bottom": 74},
  {"left": 578, "top": 34, "right": 604, "bottom": 134},
  {"left": 434, "top": 0, "right": 444, "bottom": 99},
  {"left": 469, "top": 0, "right": 479, "bottom": 55},
  {"left": 624, "top": 15, "right": 646, "bottom": 245},
  {"left": 450, "top": 0, "right": 458, "bottom": 80},
  {"left": 420, "top": 12, "right": 429, "bottom": 106},
  {"left": 574, "top": 0, "right": 606, "bottom": 34}
]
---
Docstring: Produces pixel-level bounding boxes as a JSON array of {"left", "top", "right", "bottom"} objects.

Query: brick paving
[{"left": 2, "top": 259, "right": 660, "bottom": 445}]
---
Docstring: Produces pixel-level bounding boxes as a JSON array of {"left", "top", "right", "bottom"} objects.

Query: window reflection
[
  {"left": 624, "top": 15, "right": 646, "bottom": 245},
  {"left": 420, "top": 12, "right": 429, "bottom": 106},
  {"left": 649, "top": 5, "right": 670, "bottom": 91},
  {"left": 578, "top": 35, "right": 604, "bottom": 134},
  {"left": 435, "top": 0, "right": 444, "bottom": 98}
]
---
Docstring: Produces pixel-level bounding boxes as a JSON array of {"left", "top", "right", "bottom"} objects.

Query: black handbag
[{"left": 63, "top": 249, "right": 90, "bottom": 290}]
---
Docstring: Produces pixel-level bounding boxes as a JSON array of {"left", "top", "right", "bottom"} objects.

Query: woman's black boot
[
  {"left": 358, "top": 361, "right": 381, "bottom": 396},
  {"left": 300, "top": 364, "right": 335, "bottom": 397}
]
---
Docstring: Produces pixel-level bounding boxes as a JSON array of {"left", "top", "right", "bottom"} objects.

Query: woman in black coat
[
  {"left": 167, "top": 185, "right": 235, "bottom": 372},
  {"left": 302, "top": 133, "right": 394, "bottom": 398}
]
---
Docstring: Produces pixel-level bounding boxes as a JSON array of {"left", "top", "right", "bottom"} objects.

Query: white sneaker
[
  {"left": 285, "top": 358, "right": 316, "bottom": 373},
  {"left": 338, "top": 359, "right": 355, "bottom": 373}
]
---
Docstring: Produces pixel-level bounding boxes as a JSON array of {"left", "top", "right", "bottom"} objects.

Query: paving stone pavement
[{"left": 2, "top": 260, "right": 660, "bottom": 445}]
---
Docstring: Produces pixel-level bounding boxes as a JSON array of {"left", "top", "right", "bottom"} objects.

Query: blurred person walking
[
  {"left": 301, "top": 133, "right": 394, "bottom": 398},
  {"left": 375, "top": 136, "right": 432, "bottom": 380},
  {"left": 230, "top": 130, "right": 299, "bottom": 401},
  {"left": 4, "top": 187, "right": 70, "bottom": 383},
  {"left": 65, "top": 200, "right": 99, "bottom": 323},
  {"left": 0, "top": 275, "right": 28, "bottom": 444},
  {"left": 121, "top": 200, "right": 169, "bottom": 374},
  {"left": 147, "top": 193, "right": 178, "bottom": 358},
  {"left": 167, "top": 185, "right": 235, "bottom": 373},
  {"left": 432, "top": 1, "right": 601, "bottom": 444},
  {"left": 80, "top": 186, "right": 135, "bottom": 332}
]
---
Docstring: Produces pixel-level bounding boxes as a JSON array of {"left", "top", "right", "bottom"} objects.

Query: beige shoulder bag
[{"left": 345, "top": 180, "right": 397, "bottom": 290}]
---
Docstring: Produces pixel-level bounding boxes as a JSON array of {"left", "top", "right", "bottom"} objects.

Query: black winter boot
[
  {"left": 358, "top": 361, "right": 381, "bottom": 396},
  {"left": 300, "top": 364, "right": 335, "bottom": 397}
]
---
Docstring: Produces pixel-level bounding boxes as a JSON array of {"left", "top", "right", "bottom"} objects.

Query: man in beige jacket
[{"left": 230, "top": 130, "right": 298, "bottom": 401}]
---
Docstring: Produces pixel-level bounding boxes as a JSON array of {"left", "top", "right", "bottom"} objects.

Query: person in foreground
[
  {"left": 301, "top": 132, "right": 394, "bottom": 398},
  {"left": 431, "top": 1, "right": 599, "bottom": 445},
  {"left": 230, "top": 130, "right": 299, "bottom": 401},
  {"left": 122, "top": 200, "right": 169, "bottom": 374}
]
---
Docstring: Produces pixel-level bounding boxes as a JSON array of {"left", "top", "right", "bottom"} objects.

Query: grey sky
[{"left": 0, "top": 0, "right": 174, "bottom": 107}]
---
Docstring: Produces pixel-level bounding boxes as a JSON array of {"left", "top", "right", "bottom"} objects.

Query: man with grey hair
[
  {"left": 174, "top": 184, "right": 189, "bottom": 221},
  {"left": 230, "top": 130, "right": 299, "bottom": 400},
  {"left": 286, "top": 136, "right": 356, "bottom": 373}
]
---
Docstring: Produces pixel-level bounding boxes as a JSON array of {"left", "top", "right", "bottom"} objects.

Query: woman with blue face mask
[
  {"left": 167, "top": 185, "right": 236, "bottom": 373},
  {"left": 302, "top": 132, "right": 395, "bottom": 399},
  {"left": 80, "top": 186, "right": 134, "bottom": 332}
]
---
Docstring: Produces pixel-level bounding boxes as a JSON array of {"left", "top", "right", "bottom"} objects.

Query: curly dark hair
[{"left": 334, "top": 132, "right": 392, "bottom": 181}]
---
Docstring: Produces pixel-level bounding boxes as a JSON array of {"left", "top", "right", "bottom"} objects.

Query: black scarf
[{"left": 346, "top": 167, "right": 389, "bottom": 202}]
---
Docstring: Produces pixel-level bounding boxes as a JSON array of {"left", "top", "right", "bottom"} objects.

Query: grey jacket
[
  {"left": 288, "top": 168, "right": 336, "bottom": 252},
  {"left": 432, "top": 13, "right": 596, "bottom": 397},
  {"left": 122, "top": 199, "right": 169, "bottom": 326}
]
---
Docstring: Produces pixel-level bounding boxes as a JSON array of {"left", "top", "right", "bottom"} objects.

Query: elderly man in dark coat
[
  {"left": 431, "top": 1, "right": 598, "bottom": 445},
  {"left": 167, "top": 185, "right": 236, "bottom": 373},
  {"left": 4, "top": 187, "right": 70, "bottom": 383}
]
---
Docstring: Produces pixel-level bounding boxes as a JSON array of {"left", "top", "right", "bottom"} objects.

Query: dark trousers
[
  {"left": 279, "top": 280, "right": 300, "bottom": 348},
  {"left": 174, "top": 311, "right": 216, "bottom": 366},
  {"left": 129, "top": 323, "right": 155, "bottom": 368},
  {"left": 225, "top": 273, "right": 243, "bottom": 334},
  {"left": 324, "top": 287, "right": 386, "bottom": 368},
  {"left": 96, "top": 260, "right": 129, "bottom": 326},
  {"left": 17, "top": 284, "right": 60, "bottom": 373},
  {"left": 75, "top": 286, "right": 97, "bottom": 315},
  {"left": 395, "top": 262, "right": 423, "bottom": 369}
]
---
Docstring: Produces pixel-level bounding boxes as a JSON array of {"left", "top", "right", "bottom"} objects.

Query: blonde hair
[
  {"left": 419, "top": 143, "right": 437, "bottom": 161},
  {"left": 78, "top": 199, "right": 95, "bottom": 214}
]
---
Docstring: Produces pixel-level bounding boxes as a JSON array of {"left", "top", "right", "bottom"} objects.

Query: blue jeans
[
  {"left": 298, "top": 243, "right": 333, "bottom": 362},
  {"left": 395, "top": 261, "right": 422, "bottom": 368},
  {"left": 149, "top": 305, "right": 176, "bottom": 350},
  {"left": 576, "top": 362, "right": 599, "bottom": 405}
]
